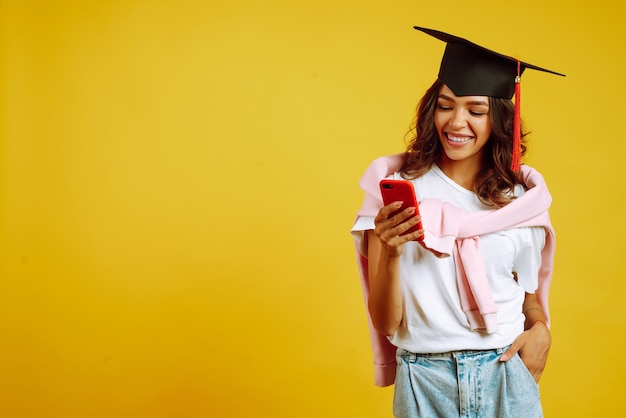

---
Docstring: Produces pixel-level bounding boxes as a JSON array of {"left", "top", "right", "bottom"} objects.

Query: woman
[{"left": 351, "top": 26, "right": 564, "bottom": 417}]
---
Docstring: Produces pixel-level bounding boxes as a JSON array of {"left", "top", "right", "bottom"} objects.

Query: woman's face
[{"left": 434, "top": 84, "right": 492, "bottom": 167}]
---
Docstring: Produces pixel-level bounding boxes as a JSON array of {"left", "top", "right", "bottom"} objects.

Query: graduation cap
[{"left": 413, "top": 26, "right": 565, "bottom": 171}]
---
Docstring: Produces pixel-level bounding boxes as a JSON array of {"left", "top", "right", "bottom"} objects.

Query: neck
[{"left": 437, "top": 157, "right": 483, "bottom": 191}]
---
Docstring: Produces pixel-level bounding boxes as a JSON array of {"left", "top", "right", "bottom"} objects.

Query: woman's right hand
[{"left": 373, "top": 201, "right": 423, "bottom": 257}]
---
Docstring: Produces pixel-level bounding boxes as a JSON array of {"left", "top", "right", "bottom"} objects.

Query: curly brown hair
[{"left": 400, "top": 79, "right": 527, "bottom": 207}]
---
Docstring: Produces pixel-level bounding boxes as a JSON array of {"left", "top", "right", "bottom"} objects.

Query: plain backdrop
[{"left": 1, "top": 0, "right": 624, "bottom": 417}]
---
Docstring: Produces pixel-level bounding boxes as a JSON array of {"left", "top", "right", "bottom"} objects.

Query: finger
[
  {"left": 385, "top": 227, "right": 423, "bottom": 247},
  {"left": 386, "top": 207, "right": 416, "bottom": 229},
  {"left": 376, "top": 201, "right": 403, "bottom": 221},
  {"left": 378, "top": 214, "right": 420, "bottom": 242},
  {"left": 499, "top": 342, "right": 521, "bottom": 362},
  {"left": 374, "top": 202, "right": 401, "bottom": 229},
  {"left": 375, "top": 206, "right": 415, "bottom": 235}
]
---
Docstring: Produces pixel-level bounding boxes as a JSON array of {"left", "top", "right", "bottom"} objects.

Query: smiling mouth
[{"left": 446, "top": 133, "right": 473, "bottom": 143}]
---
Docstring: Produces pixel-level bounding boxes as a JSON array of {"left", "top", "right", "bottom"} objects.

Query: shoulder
[
  {"left": 501, "top": 226, "right": 546, "bottom": 252},
  {"left": 361, "top": 153, "right": 406, "bottom": 176},
  {"left": 358, "top": 153, "right": 407, "bottom": 190},
  {"left": 520, "top": 164, "right": 550, "bottom": 190}
]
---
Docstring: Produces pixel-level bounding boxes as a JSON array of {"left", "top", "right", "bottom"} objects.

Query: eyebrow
[{"left": 438, "top": 94, "right": 489, "bottom": 107}]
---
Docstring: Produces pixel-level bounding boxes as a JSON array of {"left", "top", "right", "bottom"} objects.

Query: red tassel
[{"left": 511, "top": 61, "right": 522, "bottom": 172}]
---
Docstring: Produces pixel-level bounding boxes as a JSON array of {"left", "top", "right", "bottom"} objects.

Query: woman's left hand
[{"left": 499, "top": 321, "right": 552, "bottom": 382}]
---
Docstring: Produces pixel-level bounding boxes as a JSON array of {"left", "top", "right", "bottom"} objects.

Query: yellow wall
[{"left": 1, "top": 0, "right": 624, "bottom": 416}]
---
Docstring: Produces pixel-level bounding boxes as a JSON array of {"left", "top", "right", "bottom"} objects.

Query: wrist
[{"left": 381, "top": 245, "right": 403, "bottom": 259}]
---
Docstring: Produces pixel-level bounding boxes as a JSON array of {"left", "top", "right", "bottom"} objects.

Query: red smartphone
[{"left": 379, "top": 179, "right": 423, "bottom": 241}]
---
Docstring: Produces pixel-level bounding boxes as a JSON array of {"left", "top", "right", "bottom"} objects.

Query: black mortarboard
[
  {"left": 413, "top": 26, "right": 565, "bottom": 170},
  {"left": 413, "top": 26, "right": 565, "bottom": 99}
]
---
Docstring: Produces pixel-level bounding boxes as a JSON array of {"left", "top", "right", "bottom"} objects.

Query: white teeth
[{"left": 447, "top": 134, "right": 471, "bottom": 143}]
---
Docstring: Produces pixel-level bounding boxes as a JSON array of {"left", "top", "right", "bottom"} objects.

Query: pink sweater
[{"left": 353, "top": 153, "right": 556, "bottom": 386}]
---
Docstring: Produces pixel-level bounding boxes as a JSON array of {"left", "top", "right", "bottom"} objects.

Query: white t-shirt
[{"left": 351, "top": 165, "right": 546, "bottom": 353}]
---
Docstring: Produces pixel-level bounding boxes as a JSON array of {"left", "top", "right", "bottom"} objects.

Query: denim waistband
[{"left": 397, "top": 345, "right": 510, "bottom": 360}]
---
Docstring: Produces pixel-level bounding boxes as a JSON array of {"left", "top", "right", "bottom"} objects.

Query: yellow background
[{"left": 1, "top": 0, "right": 623, "bottom": 417}]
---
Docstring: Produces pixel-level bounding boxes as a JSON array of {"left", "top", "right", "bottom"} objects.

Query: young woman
[{"left": 351, "top": 27, "right": 564, "bottom": 417}]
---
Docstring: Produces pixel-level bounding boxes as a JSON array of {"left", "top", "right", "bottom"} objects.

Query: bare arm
[
  {"left": 367, "top": 230, "right": 403, "bottom": 336},
  {"left": 521, "top": 292, "right": 549, "bottom": 331},
  {"left": 500, "top": 292, "right": 552, "bottom": 382},
  {"left": 367, "top": 202, "right": 423, "bottom": 336}
]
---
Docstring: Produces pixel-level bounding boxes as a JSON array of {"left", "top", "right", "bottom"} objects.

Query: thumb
[{"left": 499, "top": 342, "right": 521, "bottom": 362}]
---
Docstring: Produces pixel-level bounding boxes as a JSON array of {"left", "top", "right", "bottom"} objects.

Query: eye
[
  {"left": 469, "top": 110, "right": 488, "bottom": 116},
  {"left": 437, "top": 104, "right": 452, "bottom": 111}
]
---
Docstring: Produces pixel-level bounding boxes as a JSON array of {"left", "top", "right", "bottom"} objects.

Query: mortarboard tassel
[{"left": 511, "top": 60, "right": 522, "bottom": 172}]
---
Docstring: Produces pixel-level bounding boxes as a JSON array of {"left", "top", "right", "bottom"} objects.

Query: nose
[{"left": 449, "top": 109, "right": 468, "bottom": 129}]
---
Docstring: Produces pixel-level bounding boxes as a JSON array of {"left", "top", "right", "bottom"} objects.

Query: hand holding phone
[{"left": 379, "top": 179, "right": 424, "bottom": 241}]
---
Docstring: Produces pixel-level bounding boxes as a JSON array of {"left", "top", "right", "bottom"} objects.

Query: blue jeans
[{"left": 393, "top": 347, "right": 542, "bottom": 418}]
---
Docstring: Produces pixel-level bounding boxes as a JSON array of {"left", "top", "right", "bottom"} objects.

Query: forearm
[
  {"left": 509, "top": 292, "right": 552, "bottom": 382},
  {"left": 366, "top": 230, "right": 403, "bottom": 336},
  {"left": 368, "top": 252, "right": 403, "bottom": 336},
  {"left": 522, "top": 293, "right": 548, "bottom": 331}
]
